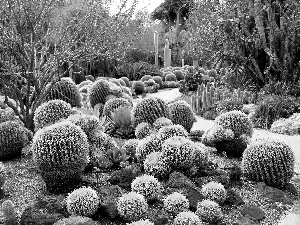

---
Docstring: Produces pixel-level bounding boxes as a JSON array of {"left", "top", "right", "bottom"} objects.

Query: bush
[
  {"left": 163, "top": 192, "right": 189, "bottom": 216},
  {"left": 117, "top": 192, "right": 148, "bottom": 222},
  {"left": 131, "top": 175, "right": 162, "bottom": 200},
  {"left": 143, "top": 152, "right": 171, "bottom": 179},
  {"left": 132, "top": 81, "right": 145, "bottom": 95},
  {"left": 165, "top": 73, "right": 177, "bottom": 82},
  {"left": 66, "top": 187, "right": 99, "bottom": 217},
  {"left": 152, "top": 76, "right": 163, "bottom": 88},
  {"left": 135, "top": 122, "right": 152, "bottom": 140},
  {"left": 201, "top": 182, "right": 227, "bottom": 204},
  {"left": 136, "top": 134, "right": 163, "bottom": 161},
  {"left": 161, "top": 136, "right": 198, "bottom": 171},
  {"left": 242, "top": 138, "right": 294, "bottom": 188},
  {"left": 141, "top": 75, "right": 153, "bottom": 82},
  {"left": 0, "top": 121, "right": 31, "bottom": 160},
  {"left": 102, "top": 98, "right": 132, "bottom": 118},
  {"left": 174, "top": 211, "right": 203, "bottom": 225},
  {"left": 131, "top": 97, "right": 169, "bottom": 127},
  {"left": 153, "top": 117, "right": 173, "bottom": 131},
  {"left": 157, "top": 124, "right": 188, "bottom": 142},
  {"left": 173, "top": 70, "right": 185, "bottom": 81},
  {"left": 88, "top": 79, "right": 111, "bottom": 107},
  {"left": 168, "top": 100, "right": 196, "bottom": 132},
  {"left": 45, "top": 78, "right": 82, "bottom": 107},
  {"left": 34, "top": 99, "right": 73, "bottom": 130},
  {"left": 120, "top": 77, "right": 130, "bottom": 87},
  {"left": 195, "top": 200, "right": 223, "bottom": 224},
  {"left": 32, "top": 121, "right": 89, "bottom": 193}
]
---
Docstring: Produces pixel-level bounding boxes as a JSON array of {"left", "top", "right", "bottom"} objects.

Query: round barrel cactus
[
  {"left": 88, "top": 79, "right": 111, "bottom": 107},
  {"left": 45, "top": 78, "right": 82, "bottom": 107},
  {"left": 131, "top": 97, "right": 169, "bottom": 127},
  {"left": 242, "top": 138, "right": 294, "bottom": 189}
]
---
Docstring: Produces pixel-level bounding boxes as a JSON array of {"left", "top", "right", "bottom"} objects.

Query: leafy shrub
[
  {"left": 141, "top": 75, "right": 153, "bottom": 82},
  {"left": 153, "top": 117, "right": 173, "bottom": 131},
  {"left": 152, "top": 76, "right": 163, "bottom": 88},
  {"left": 157, "top": 124, "right": 188, "bottom": 142},
  {"left": 165, "top": 73, "right": 177, "bottom": 82},
  {"left": 169, "top": 100, "right": 196, "bottom": 132},
  {"left": 163, "top": 192, "right": 189, "bottom": 216},
  {"left": 102, "top": 98, "right": 132, "bottom": 118},
  {"left": 143, "top": 152, "right": 171, "bottom": 179},
  {"left": 66, "top": 187, "right": 99, "bottom": 217},
  {"left": 0, "top": 121, "right": 31, "bottom": 160},
  {"left": 88, "top": 79, "right": 111, "bottom": 107},
  {"left": 132, "top": 81, "right": 145, "bottom": 95},
  {"left": 45, "top": 78, "right": 82, "bottom": 107},
  {"left": 117, "top": 192, "right": 148, "bottom": 221},
  {"left": 201, "top": 182, "right": 227, "bottom": 204},
  {"left": 131, "top": 175, "right": 162, "bottom": 200},
  {"left": 32, "top": 121, "right": 89, "bottom": 193},
  {"left": 270, "top": 113, "right": 300, "bottom": 135},
  {"left": 34, "top": 99, "right": 73, "bottom": 130},
  {"left": 215, "top": 98, "right": 243, "bottom": 115},
  {"left": 174, "top": 211, "right": 203, "bottom": 225},
  {"left": 136, "top": 134, "right": 163, "bottom": 161},
  {"left": 131, "top": 97, "right": 169, "bottom": 127},
  {"left": 135, "top": 122, "right": 152, "bottom": 140},
  {"left": 195, "top": 200, "right": 223, "bottom": 224},
  {"left": 242, "top": 138, "right": 294, "bottom": 188},
  {"left": 173, "top": 70, "right": 185, "bottom": 81}
]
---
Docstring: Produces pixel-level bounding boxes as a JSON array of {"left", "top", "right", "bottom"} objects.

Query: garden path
[{"left": 133, "top": 88, "right": 300, "bottom": 164}]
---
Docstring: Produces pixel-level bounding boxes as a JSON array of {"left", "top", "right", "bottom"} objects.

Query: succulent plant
[
  {"left": 174, "top": 211, "right": 203, "bottom": 225},
  {"left": 135, "top": 122, "right": 152, "bottom": 140},
  {"left": 131, "top": 175, "right": 162, "bottom": 200},
  {"left": 163, "top": 192, "right": 189, "bottom": 216},
  {"left": 143, "top": 151, "right": 171, "bottom": 179},
  {"left": 195, "top": 200, "right": 223, "bottom": 224},
  {"left": 201, "top": 181, "right": 227, "bottom": 204}
]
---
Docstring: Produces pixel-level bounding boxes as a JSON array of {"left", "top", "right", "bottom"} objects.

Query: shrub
[
  {"left": 88, "top": 79, "right": 111, "bottom": 107},
  {"left": 143, "top": 152, "right": 171, "bottom": 179},
  {"left": 132, "top": 81, "right": 145, "bottom": 95},
  {"left": 127, "top": 219, "right": 154, "bottom": 225},
  {"left": 135, "top": 122, "right": 152, "bottom": 140},
  {"left": 161, "top": 136, "right": 198, "bottom": 170},
  {"left": 165, "top": 73, "right": 177, "bottom": 82},
  {"left": 120, "top": 77, "right": 130, "bottom": 87},
  {"left": 201, "top": 182, "right": 227, "bottom": 204},
  {"left": 168, "top": 100, "right": 196, "bottom": 132},
  {"left": 131, "top": 175, "right": 162, "bottom": 200},
  {"left": 152, "top": 76, "right": 163, "bottom": 88},
  {"left": 117, "top": 192, "right": 148, "bottom": 221},
  {"left": 163, "top": 192, "right": 189, "bottom": 216},
  {"left": 0, "top": 121, "right": 31, "bottom": 160},
  {"left": 153, "top": 117, "right": 173, "bottom": 131},
  {"left": 157, "top": 124, "right": 188, "bottom": 142},
  {"left": 102, "top": 98, "right": 132, "bottom": 118},
  {"left": 174, "top": 211, "right": 203, "bottom": 225},
  {"left": 242, "top": 138, "right": 294, "bottom": 188},
  {"left": 131, "top": 97, "right": 169, "bottom": 127},
  {"left": 136, "top": 134, "right": 163, "bottom": 161},
  {"left": 173, "top": 70, "right": 185, "bottom": 81},
  {"left": 141, "top": 75, "right": 153, "bottom": 82},
  {"left": 34, "top": 99, "right": 73, "bottom": 130},
  {"left": 215, "top": 99, "right": 243, "bottom": 115},
  {"left": 66, "top": 187, "right": 99, "bottom": 217},
  {"left": 32, "top": 121, "right": 89, "bottom": 193},
  {"left": 45, "top": 78, "right": 82, "bottom": 107},
  {"left": 195, "top": 200, "right": 223, "bottom": 224}
]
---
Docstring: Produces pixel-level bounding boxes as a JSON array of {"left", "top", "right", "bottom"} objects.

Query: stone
[
  {"left": 53, "top": 216, "right": 98, "bottom": 225},
  {"left": 97, "top": 185, "right": 123, "bottom": 219},
  {"left": 223, "top": 189, "right": 244, "bottom": 206},
  {"left": 20, "top": 195, "right": 68, "bottom": 225},
  {"left": 239, "top": 204, "right": 265, "bottom": 222},
  {"left": 166, "top": 171, "right": 195, "bottom": 189}
]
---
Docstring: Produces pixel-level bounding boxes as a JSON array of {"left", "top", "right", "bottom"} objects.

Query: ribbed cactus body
[
  {"left": 131, "top": 97, "right": 169, "bottom": 127},
  {"left": 242, "top": 138, "right": 294, "bottom": 188},
  {"left": 168, "top": 100, "right": 196, "bottom": 132},
  {"left": 45, "top": 78, "right": 82, "bottom": 107},
  {"left": 88, "top": 79, "right": 111, "bottom": 107}
]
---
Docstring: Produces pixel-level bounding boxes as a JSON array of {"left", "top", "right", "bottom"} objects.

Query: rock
[
  {"left": 181, "top": 187, "right": 204, "bottom": 211},
  {"left": 239, "top": 204, "right": 265, "bottom": 222},
  {"left": 54, "top": 216, "right": 98, "bottom": 225},
  {"left": 108, "top": 166, "right": 141, "bottom": 188},
  {"left": 223, "top": 189, "right": 244, "bottom": 206},
  {"left": 20, "top": 195, "right": 68, "bottom": 225},
  {"left": 257, "top": 182, "right": 294, "bottom": 205},
  {"left": 166, "top": 171, "right": 195, "bottom": 189},
  {"left": 278, "top": 213, "right": 300, "bottom": 225},
  {"left": 97, "top": 185, "right": 123, "bottom": 219}
]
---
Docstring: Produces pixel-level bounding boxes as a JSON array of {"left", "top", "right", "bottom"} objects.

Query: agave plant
[{"left": 110, "top": 106, "right": 135, "bottom": 138}]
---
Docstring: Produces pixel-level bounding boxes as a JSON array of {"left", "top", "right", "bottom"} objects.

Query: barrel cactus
[
  {"left": 32, "top": 121, "right": 89, "bottom": 193},
  {"left": 131, "top": 97, "right": 170, "bottom": 127},
  {"left": 0, "top": 121, "right": 31, "bottom": 160},
  {"left": 174, "top": 211, "right": 203, "bottom": 225},
  {"left": 157, "top": 124, "right": 188, "bottom": 142},
  {"left": 88, "top": 79, "right": 111, "bottom": 107},
  {"left": 242, "top": 138, "right": 294, "bottom": 188},
  {"left": 34, "top": 99, "right": 73, "bottom": 130},
  {"left": 169, "top": 100, "right": 196, "bottom": 132},
  {"left": 143, "top": 152, "right": 171, "bottom": 179},
  {"left": 132, "top": 81, "right": 145, "bottom": 95},
  {"left": 163, "top": 192, "right": 189, "bottom": 216},
  {"left": 136, "top": 134, "right": 163, "bottom": 161},
  {"left": 45, "top": 78, "right": 82, "bottom": 107},
  {"left": 201, "top": 182, "right": 227, "bottom": 204},
  {"left": 135, "top": 122, "right": 152, "bottom": 140},
  {"left": 153, "top": 117, "right": 173, "bottom": 131},
  {"left": 131, "top": 175, "right": 162, "bottom": 200},
  {"left": 165, "top": 73, "right": 177, "bottom": 82}
]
